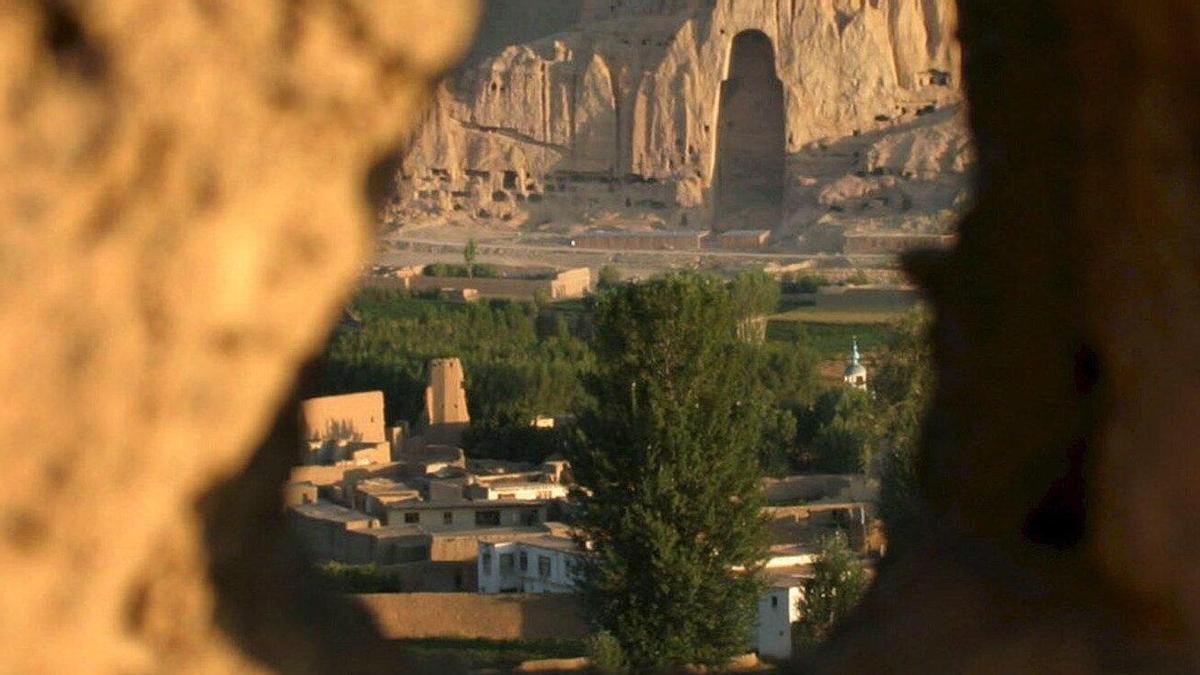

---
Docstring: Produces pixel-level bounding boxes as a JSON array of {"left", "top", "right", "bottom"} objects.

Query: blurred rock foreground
[
  {"left": 0, "top": 1, "right": 479, "bottom": 673},
  {"left": 2, "top": 0, "right": 1200, "bottom": 674}
]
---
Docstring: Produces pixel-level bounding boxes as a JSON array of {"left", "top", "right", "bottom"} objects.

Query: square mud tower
[{"left": 422, "top": 358, "right": 471, "bottom": 445}]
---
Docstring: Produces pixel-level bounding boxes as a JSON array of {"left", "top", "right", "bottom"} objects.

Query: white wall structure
[
  {"left": 477, "top": 537, "right": 583, "bottom": 594},
  {"left": 465, "top": 481, "right": 571, "bottom": 501},
  {"left": 756, "top": 586, "right": 803, "bottom": 661}
]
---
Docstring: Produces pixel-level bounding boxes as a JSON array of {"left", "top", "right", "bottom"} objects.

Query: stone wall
[
  {"left": 842, "top": 233, "right": 955, "bottom": 255},
  {"left": 358, "top": 593, "right": 589, "bottom": 641},
  {"left": 300, "top": 392, "right": 387, "bottom": 444}
]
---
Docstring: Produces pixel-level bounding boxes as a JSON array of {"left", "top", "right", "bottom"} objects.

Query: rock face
[
  {"left": 392, "top": 0, "right": 970, "bottom": 249},
  {"left": 0, "top": 1, "right": 477, "bottom": 673}
]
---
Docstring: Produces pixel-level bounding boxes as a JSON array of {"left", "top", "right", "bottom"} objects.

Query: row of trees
[{"left": 320, "top": 272, "right": 831, "bottom": 472}]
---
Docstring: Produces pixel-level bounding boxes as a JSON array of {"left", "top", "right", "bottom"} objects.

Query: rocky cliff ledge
[{"left": 391, "top": 0, "right": 971, "bottom": 252}]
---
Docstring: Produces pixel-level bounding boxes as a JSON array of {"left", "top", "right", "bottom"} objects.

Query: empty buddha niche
[{"left": 715, "top": 30, "right": 786, "bottom": 232}]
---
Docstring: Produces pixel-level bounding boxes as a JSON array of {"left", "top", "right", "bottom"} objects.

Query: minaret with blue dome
[{"left": 844, "top": 337, "right": 868, "bottom": 390}]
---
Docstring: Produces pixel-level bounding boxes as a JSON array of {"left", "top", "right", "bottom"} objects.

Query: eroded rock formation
[
  {"left": 0, "top": 1, "right": 478, "bottom": 673},
  {"left": 392, "top": 0, "right": 971, "bottom": 249}
]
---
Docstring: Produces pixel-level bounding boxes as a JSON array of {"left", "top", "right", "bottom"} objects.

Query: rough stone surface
[
  {"left": 806, "top": 0, "right": 1200, "bottom": 672},
  {"left": 391, "top": 0, "right": 970, "bottom": 248},
  {"left": 0, "top": 1, "right": 478, "bottom": 673}
]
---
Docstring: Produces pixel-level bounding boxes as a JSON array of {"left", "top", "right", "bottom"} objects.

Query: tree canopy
[
  {"left": 793, "top": 530, "right": 868, "bottom": 649},
  {"left": 570, "top": 274, "right": 769, "bottom": 670}
]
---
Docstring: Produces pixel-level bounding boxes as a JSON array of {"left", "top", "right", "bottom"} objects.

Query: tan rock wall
[
  {"left": 393, "top": 0, "right": 968, "bottom": 238},
  {"left": 0, "top": 1, "right": 479, "bottom": 673}
]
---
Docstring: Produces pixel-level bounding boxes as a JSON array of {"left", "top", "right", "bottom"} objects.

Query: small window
[
  {"left": 538, "top": 555, "right": 551, "bottom": 578},
  {"left": 771, "top": 596, "right": 779, "bottom": 608},
  {"left": 403, "top": 512, "right": 419, "bottom": 524},
  {"left": 519, "top": 551, "right": 528, "bottom": 571},
  {"left": 500, "top": 553, "right": 515, "bottom": 573},
  {"left": 481, "top": 551, "right": 492, "bottom": 573},
  {"left": 475, "top": 510, "right": 501, "bottom": 526},
  {"left": 443, "top": 511, "right": 453, "bottom": 525}
]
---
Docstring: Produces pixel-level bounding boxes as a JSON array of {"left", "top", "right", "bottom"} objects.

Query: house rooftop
[
  {"left": 356, "top": 477, "right": 420, "bottom": 496},
  {"left": 388, "top": 498, "right": 553, "bottom": 511},
  {"left": 765, "top": 564, "right": 815, "bottom": 588},
  {"left": 347, "top": 524, "right": 429, "bottom": 540},
  {"left": 290, "top": 501, "right": 375, "bottom": 525},
  {"left": 430, "top": 525, "right": 552, "bottom": 540}
]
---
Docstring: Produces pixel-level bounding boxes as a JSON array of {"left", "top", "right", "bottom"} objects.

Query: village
[{"left": 287, "top": 345, "right": 882, "bottom": 665}]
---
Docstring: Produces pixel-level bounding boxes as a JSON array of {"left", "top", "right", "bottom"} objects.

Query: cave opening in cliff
[{"left": 715, "top": 30, "right": 786, "bottom": 232}]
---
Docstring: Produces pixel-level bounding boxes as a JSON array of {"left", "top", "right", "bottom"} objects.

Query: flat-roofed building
[
  {"left": 288, "top": 501, "right": 380, "bottom": 562},
  {"left": 387, "top": 499, "right": 551, "bottom": 533},
  {"left": 478, "top": 528, "right": 585, "bottom": 594},
  {"left": 341, "top": 525, "right": 431, "bottom": 566},
  {"left": 352, "top": 478, "right": 421, "bottom": 518},
  {"left": 398, "top": 445, "right": 467, "bottom": 477},
  {"left": 283, "top": 481, "right": 318, "bottom": 507},
  {"left": 465, "top": 479, "right": 570, "bottom": 502}
]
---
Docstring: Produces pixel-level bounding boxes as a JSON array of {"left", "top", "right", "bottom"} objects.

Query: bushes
[
  {"left": 793, "top": 531, "right": 868, "bottom": 649},
  {"left": 315, "top": 563, "right": 404, "bottom": 593},
  {"left": 843, "top": 269, "right": 871, "bottom": 286},
  {"left": 423, "top": 262, "right": 500, "bottom": 278},
  {"left": 586, "top": 631, "right": 629, "bottom": 674},
  {"left": 596, "top": 265, "right": 622, "bottom": 290},
  {"left": 781, "top": 273, "right": 832, "bottom": 294}
]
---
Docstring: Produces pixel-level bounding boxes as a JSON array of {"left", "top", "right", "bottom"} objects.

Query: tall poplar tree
[{"left": 571, "top": 274, "right": 769, "bottom": 670}]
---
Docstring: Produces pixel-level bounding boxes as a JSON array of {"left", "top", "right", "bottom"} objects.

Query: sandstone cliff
[{"left": 391, "top": 0, "right": 971, "bottom": 250}]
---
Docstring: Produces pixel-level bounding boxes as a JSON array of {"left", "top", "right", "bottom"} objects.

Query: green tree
[
  {"left": 571, "top": 274, "right": 769, "bottom": 671},
  {"left": 586, "top": 631, "right": 629, "bottom": 675},
  {"left": 874, "top": 308, "right": 934, "bottom": 556},
  {"left": 793, "top": 530, "right": 868, "bottom": 649},
  {"left": 464, "top": 238, "right": 479, "bottom": 278},
  {"left": 729, "top": 269, "right": 780, "bottom": 343},
  {"left": 794, "top": 388, "right": 877, "bottom": 473},
  {"left": 597, "top": 265, "right": 622, "bottom": 290}
]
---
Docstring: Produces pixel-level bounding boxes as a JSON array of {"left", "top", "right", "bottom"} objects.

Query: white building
[
  {"left": 756, "top": 586, "right": 804, "bottom": 661},
  {"left": 477, "top": 531, "right": 583, "bottom": 594},
  {"left": 476, "top": 532, "right": 811, "bottom": 660},
  {"left": 465, "top": 480, "right": 570, "bottom": 502}
]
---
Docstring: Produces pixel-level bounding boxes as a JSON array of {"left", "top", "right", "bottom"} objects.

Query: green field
[
  {"left": 771, "top": 307, "right": 908, "bottom": 324},
  {"left": 390, "top": 637, "right": 586, "bottom": 671},
  {"left": 766, "top": 321, "right": 897, "bottom": 362}
]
